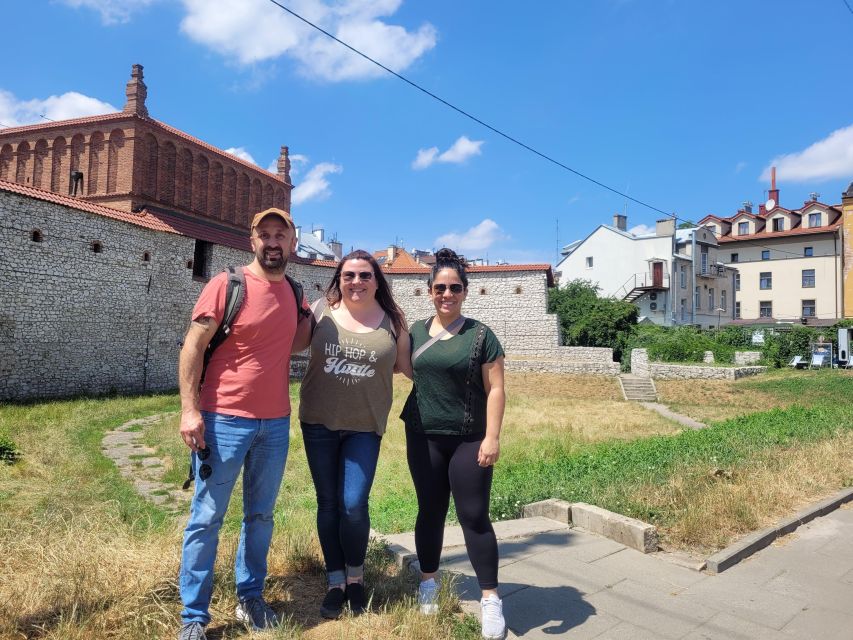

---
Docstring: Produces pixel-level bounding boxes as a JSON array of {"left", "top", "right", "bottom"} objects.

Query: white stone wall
[
  {"left": 1, "top": 191, "right": 578, "bottom": 400},
  {"left": 630, "top": 349, "right": 650, "bottom": 377},
  {"left": 734, "top": 351, "right": 762, "bottom": 365},
  {"left": 649, "top": 363, "right": 766, "bottom": 380}
]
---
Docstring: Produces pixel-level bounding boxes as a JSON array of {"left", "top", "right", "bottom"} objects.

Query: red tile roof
[{"left": 0, "top": 112, "right": 131, "bottom": 135}]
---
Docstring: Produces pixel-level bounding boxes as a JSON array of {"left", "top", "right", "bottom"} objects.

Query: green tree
[{"left": 548, "top": 280, "right": 638, "bottom": 360}]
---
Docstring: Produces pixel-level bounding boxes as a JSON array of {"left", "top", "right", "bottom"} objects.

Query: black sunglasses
[
  {"left": 432, "top": 283, "right": 464, "bottom": 294},
  {"left": 197, "top": 446, "right": 212, "bottom": 481},
  {"left": 341, "top": 271, "right": 373, "bottom": 282}
]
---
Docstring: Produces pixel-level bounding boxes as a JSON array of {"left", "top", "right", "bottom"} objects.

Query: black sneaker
[
  {"left": 320, "top": 587, "right": 346, "bottom": 619},
  {"left": 346, "top": 582, "right": 368, "bottom": 616}
]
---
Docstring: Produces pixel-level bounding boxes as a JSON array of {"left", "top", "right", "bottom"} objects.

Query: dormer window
[
  {"left": 808, "top": 212, "right": 821, "bottom": 228},
  {"left": 772, "top": 218, "right": 784, "bottom": 232},
  {"left": 738, "top": 221, "right": 749, "bottom": 235}
]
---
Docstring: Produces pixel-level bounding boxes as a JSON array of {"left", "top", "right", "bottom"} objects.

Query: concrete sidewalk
[{"left": 381, "top": 505, "right": 853, "bottom": 639}]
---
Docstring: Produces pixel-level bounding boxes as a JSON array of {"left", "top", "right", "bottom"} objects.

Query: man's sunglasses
[
  {"left": 341, "top": 271, "right": 373, "bottom": 282},
  {"left": 197, "top": 446, "right": 212, "bottom": 481},
  {"left": 432, "top": 283, "right": 464, "bottom": 294}
]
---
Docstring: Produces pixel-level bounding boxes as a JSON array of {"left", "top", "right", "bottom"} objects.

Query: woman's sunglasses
[
  {"left": 341, "top": 271, "right": 373, "bottom": 282},
  {"left": 432, "top": 283, "right": 464, "bottom": 294}
]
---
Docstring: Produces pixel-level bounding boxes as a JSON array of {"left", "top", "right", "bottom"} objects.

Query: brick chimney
[
  {"left": 767, "top": 166, "right": 779, "bottom": 209},
  {"left": 277, "top": 146, "right": 291, "bottom": 184},
  {"left": 613, "top": 213, "right": 627, "bottom": 231},
  {"left": 123, "top": 64, "right": 148, "bottom": 118}
]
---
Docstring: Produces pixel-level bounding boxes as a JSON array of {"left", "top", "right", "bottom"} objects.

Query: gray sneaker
[
  {"left": 236, "top": 596, "right": 279, "bottom": 630},
  {"left": 178, "top": 622, "right": 206, "bottom": 640}
]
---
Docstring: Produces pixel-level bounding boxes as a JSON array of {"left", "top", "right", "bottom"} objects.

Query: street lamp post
[{"left": 715, "top": 307, "right": 725, "bottom": 330}]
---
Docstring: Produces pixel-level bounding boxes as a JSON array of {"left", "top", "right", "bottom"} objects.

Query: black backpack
[{"left": 199, "top": 266, "right": 310, "bottom": 386}]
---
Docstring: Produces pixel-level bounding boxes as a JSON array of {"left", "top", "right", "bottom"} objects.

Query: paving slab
[
  {"left": 681, "top": 612, "right": 792, "bottom": 640},
  {"left": 779, "top": 606, "right": 853, "bottom": 640},
  {"left": 594, "top": 621, "right": 664, "bottom": 640},
  {"left": 590, "top": 547, "right": 708, "bottom": 595}
]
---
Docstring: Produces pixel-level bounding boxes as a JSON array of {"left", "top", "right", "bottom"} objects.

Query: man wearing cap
[{"left": 176, "top": 208, "right": 310, "bottom": 640}]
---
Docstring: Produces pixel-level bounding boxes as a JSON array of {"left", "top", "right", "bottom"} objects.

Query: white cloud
[
  {"left": 435, "top": 219, "right": 508, "bottom": 253},
  {"left": 0, "top": 89, "right": 117, "bottom": 127},
  {"left": 412, "top": 135, "right": 484, "bottom": 170},
  {"left": 59, "top": 0, "right": 158, "bottom": 24},
  {"left": 224, "top": 146, "right": 258, "bottom": 165},
  {"left": 292, "top": 162, "right": 342, "bottom": 205},
  {"left": 761, "top": 123, "right": 853, "bottom": 183},
  {"left": 179, "top": 0, "right": 436, "bottom": 81},
  {"left": 628, "top": 224, "right": 655, "bottom": 236}
]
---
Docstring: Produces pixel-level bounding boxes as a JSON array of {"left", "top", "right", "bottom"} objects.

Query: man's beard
[{"left": 258, "top": 248, "right": 287, "bottom": 273}]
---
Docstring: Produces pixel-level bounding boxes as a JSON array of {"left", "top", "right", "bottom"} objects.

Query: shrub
[{"left": 0, "top": 432, "right": 20, "bottom": 463}]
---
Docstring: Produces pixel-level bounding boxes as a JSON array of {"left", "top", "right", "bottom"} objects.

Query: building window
[
  {"left": 680, "top": 299, "right": 686, "bottom": 322},
  {"left": 735, "top": 272, "right": 740, "bottom": 291},
  {"left": 738, "top": 221, "right": 749, "bottom": 235},
  {"left": 91, "top": 240, "right": 103, "bottom": 253},
  {"left": 804, "top": 246, "right": 813, "bottom": 257},
  {"left": 708, "top": 288, "right": 714, "bottom": 309},
  {"left": 192, "top": 239, "right": 212, "bottom": 281},
  {"left": 761, "top": 250, "right": 770, "bottom": 260},
  {"left": 730, "top": 253, "right": 738, "bottom": 263},
  {"left": 809, "top": 212, "right": 821, "bottom": 228},
  {"left": 759, "top": 301, "right": 772, "bottom": 318},
  {"left": 515, "top": 286, "right": 522, "bottom": 294},
  {"left": 585, "top": 256, "right": 593, "bottom": 268},
  {"left": 680, "top": 266, "right": 686, "bottom": 288},
  {"left": 701, "top": 246, "right": 708, "bottom": 274},
  {"left": 735, "top": 301, "right": 741, "bottom": 319},
  {"left": 759, "top": 272, "right": 772, "bottom": 290},
  {"left": 414, "top": 288, "right": 422, "bottom": 296},
  {"left": 479, "top": 288, "right": 487, "bottom": 295},
  {"left": 142, "top": 251, "right": 151, "bottom": 262},
  {"left": 31, "top": 229, "right": 43, "bottom": 242},
  {"left": 721, "top": 290, "right": 727, "bottom": 311},
  {"left": 802, "top": 299, "right": 816, "bottom": 317},
  {"left": 802, "top": 269, "right": 815, "bottom": 288},
  {"left": 695, "top": 286, "right": 701, "bottom": 310},
  {"left": 772, "top": 217, "right": 784, "bottom": 232}
]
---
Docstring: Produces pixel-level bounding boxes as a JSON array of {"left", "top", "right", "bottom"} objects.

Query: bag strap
[
  {"left": 200, "top": 266, "right": 245, "bottom": 386},
  {"left": 286, "top": 274, "right": 311, "bottom": 322},
  {"left": 412, "top": 316, "right": 466, "bottom": 363}
]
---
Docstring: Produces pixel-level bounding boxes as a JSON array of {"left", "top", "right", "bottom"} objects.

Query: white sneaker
[
  {"left": 418, "top": 578, "right": 439, "bottom": 615},
  {"left": 480, "top": 594, "right": 506, "bottom": 640}
]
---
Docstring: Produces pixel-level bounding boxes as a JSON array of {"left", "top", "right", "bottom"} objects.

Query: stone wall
[
  {"left": 630, "top": 349, "right": 650, "bottom": 378},
  {"left": 649, "top": 363, "right": 767, "bottom": 380},
  {"left": 734, "top": 351, "right": 762, "bottom": 365},
  {"left": 1, "top": 190, "right": 580, "bottom": 400}
]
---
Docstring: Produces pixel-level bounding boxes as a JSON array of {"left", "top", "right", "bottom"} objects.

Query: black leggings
[{"left": 406, "top": 429, "right": 498, "bottom": 590}]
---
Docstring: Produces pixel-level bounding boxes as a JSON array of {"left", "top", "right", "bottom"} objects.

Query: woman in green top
[
  {"left": 400, "top": 248, "right": 507, "bottom": 640},
  {"left": 299, "top": 249, "right": 410, "bottom": 619}
]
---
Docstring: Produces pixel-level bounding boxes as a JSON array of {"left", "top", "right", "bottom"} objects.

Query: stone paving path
[
  {"left": 100, "top": 412, "right": 188, "bottom": 509},
  {"left": 640, "top": 402, "right": 708, "bottom": 430},
  {"left": 384, "top": 504, "right": 853, "bottom": 638}
]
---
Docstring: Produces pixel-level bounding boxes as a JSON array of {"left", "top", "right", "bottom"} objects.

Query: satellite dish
[{"left": 765, "top": 198, "right": 776, "bottom": 210}]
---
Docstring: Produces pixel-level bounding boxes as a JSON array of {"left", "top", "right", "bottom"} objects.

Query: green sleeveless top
[{"left": 299, "top": 305, "right": 397, "bottom": 434}]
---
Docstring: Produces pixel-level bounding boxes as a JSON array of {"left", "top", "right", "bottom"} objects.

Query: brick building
[{"left": 0, "top": 64, "right": 293, "bottom": 230}]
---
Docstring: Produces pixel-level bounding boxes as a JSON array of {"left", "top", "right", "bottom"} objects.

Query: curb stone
[{"left": 705, "top": 485, "right": 853, "bottom": 574}]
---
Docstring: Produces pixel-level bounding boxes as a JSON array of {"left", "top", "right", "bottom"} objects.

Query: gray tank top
[{"left": 299, "top": 305, "right": 397, "bottom": 434}]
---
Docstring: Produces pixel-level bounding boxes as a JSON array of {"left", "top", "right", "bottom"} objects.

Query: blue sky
[{"left": 2, "top": 0, "right": 853, "bottom": 264}]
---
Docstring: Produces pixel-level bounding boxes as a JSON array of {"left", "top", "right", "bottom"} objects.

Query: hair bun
[{"left": 435, "top": 247, "right": 464, "bottom": 266}]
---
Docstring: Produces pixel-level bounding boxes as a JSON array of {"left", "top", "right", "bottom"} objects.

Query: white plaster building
[{"left": 556, "top": 214, "right": 737, "bottom": 328}]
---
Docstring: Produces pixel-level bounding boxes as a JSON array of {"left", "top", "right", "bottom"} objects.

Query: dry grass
[
  {"left": 655, "top": 378, "right": 788, "bottom": 423},
  {"left": 628, "top": 432, "right": 853, "bottom": 553}
]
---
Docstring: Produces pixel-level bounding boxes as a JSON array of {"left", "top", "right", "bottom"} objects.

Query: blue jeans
[
  {"left": 179, "top": 411, "right": 290, "bottom": 625},
  {"left": 301, "top": 423, "right": 381, "bottom": 585}
]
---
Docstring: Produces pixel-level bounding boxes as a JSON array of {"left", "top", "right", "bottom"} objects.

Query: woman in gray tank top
[{"left": 299, "top": 249, "right": 410, "bottom": 618}]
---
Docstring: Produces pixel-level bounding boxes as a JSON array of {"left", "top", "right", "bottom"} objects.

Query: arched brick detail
[
  {"left": 274, "top": 187, "right": 286, "bottom": 209},
  {"left": 237, "top": 172, "right": 250, "bottom": 226},
  {"left": 177, "top": 147, "right": 193, "bottom": 209},
  {"left": 142, "top": 132, "right": 158, "bottom": 197},
  {"left": 70, "top": 134, "right": 85, "bottom": 172},
  {"left": 250, "top": 177, "right": 262, "bottom": 214},
  {"left": 1, "top": 144, "right": 14, "bottom": 181},
  {"left": 263, "top": 183, "right": 274, "bottom": 209},
  {"left": 194, "top": 154, "right": 209, "bottom": 214},
  {"left": 33, "top": 140, "right": 49, "bottom": 189},
  {"left": 208, "top": 161, "right": 222, "bottom": 219},
  {"left": 50, "top": 137, "right": 67, "bottom": 192},
  {"left": 15, "top": 141, "right": 31, "bottom": 184},
  {"left": 106, "top": 129, "right": 124, "bottom": 194},
  {"left": 223, "top": 166, "right": 237, "bottom": 223},
  {"left": 159, "top": 140, "right": 176, "bottom": 205},
  {"left": 87, "top": 131, "right": 105, "bottom": 194}
]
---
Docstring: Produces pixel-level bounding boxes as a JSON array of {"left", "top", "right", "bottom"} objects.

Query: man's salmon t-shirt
[{"left": 192, "top": 267, "right": 308, "bottom": 419}]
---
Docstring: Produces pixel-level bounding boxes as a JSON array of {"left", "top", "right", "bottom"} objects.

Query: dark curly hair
[
  {"left": 325, "top": 249, "right": 406, "bottom": 336},
  {"left": 428, "top": 247, "right": 468, "bottom": 289}
]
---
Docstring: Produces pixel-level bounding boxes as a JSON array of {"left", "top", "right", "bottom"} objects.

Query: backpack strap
[
  {"left": 285, "top": 274, "right": 311, "bottom": 323},
  {"left": 200, "top": 266, "right": 245, "bottom": 386},
  {"left": 461, "top": 322, "right": 487, "bottom": 434},
  {"left": 412, "top": 316, "right": 465, "bottom": 363}
]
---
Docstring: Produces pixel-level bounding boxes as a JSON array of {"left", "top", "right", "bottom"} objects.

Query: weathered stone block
[
  {"left": 570, "top": 502, "right": 659, "bottom": 553},
  {"left": 522, "top": 498, "right": 572, "bottom": 523}
]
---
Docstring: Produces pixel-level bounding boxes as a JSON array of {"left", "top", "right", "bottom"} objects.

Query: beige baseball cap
[{"left": 250, "top": 207, "right": 295, "bottom": 231}]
